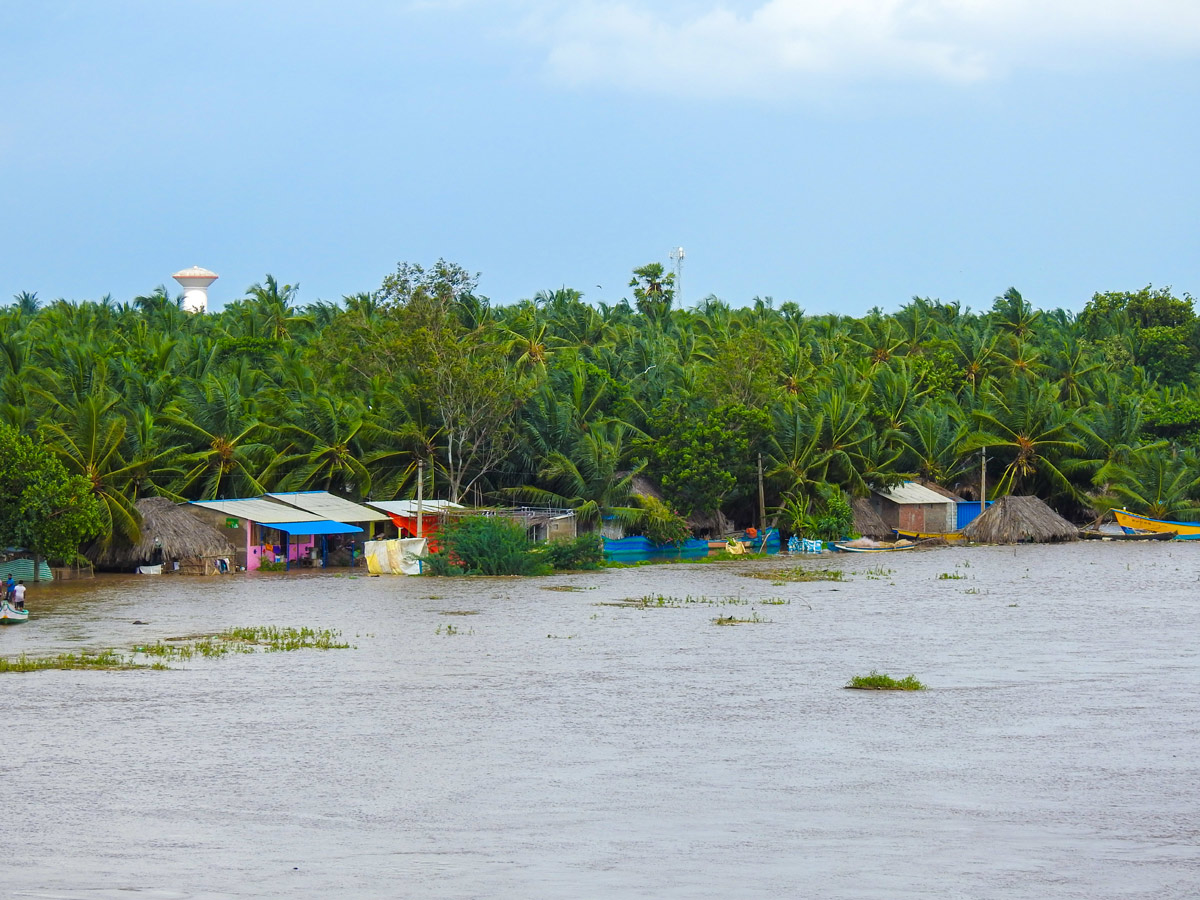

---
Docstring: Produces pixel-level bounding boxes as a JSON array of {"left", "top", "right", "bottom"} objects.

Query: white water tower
[{"left": 172, "top": 266, "right": 218, "bottom": 313}]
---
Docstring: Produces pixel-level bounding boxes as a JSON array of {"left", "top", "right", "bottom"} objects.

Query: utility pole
[
  {"left": 417, "top": 458, "right": 425, "bottom": 539},
  {"left": 980, "top": 449, "right": 988, "bottom": 520},
  {"left": 757, "top": 452, "right": 766, "bottom": 531}
]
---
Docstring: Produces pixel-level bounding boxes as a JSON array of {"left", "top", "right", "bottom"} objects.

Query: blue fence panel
[{"left": 956, "top": 501, "right": 992, "bottom": 530}]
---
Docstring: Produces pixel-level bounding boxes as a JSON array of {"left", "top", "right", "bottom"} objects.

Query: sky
[{"left": 1, "top": 0, "right": 1198, "bottom": 316}]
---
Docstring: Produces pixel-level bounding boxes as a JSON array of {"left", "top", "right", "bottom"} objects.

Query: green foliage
[
  {"left": 633, "top": 495, "right": 692, "bottom": 546},
  {"left": 650, "top": 403, "right": 772, "bottom": 516},
  {"left": 0, "top": 423, "right": 104, "bottom": 563},
  {"left": 5, "top": 258, "right": 1198, "bottom": 554},
  {"left": 780, "top": 485, "right": 854, "bottom": 542},
  {"left": 1080, "top": 285, "right": 1195, "bottom": 332},
  {"left": 846, "top": 671, "right": 926, "bottom": 690},
  {"left": 428, "top": 515, "right": 549, "bottom": 576},
  {"left": 541, "top": 532, "right": 604, "bottom": 570},
  {"left": 1143, "top": 399, "right": 1200, "bottom": 447}
]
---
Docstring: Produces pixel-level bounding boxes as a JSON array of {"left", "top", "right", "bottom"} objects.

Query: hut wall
[
  {"left": 547, "top": 515, "right": 577, "bottom": 541},
  {"left": 187, "top": 506, "right": 249, "bottom": 570},
  {"left": 871, "top": 496, "right": 900, "bottom": 531},
  {"left": 890, "top": 501, "right": 956, "bottom": 532}
]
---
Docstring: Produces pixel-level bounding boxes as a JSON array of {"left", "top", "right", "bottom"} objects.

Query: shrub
[
  {"left": 633, "top": 495, "right": 692, "bottom": 546},
  {"left": 542, "top": 532, "right": 604, "bottom": 570},
  {"left": 845, "top": 671, "right": 926, "bottom": 691},
  {"left": 428, "top": 515, "right": 549, "bottom": 576}
]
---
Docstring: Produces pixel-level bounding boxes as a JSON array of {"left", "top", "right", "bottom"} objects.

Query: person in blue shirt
[{"left": 3, "top": 574, "right": 13, "bottom": 602}]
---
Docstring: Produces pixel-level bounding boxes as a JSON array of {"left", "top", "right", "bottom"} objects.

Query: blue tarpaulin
[{"left": 270, "top": 521, "right": 363, "bottom": 536}]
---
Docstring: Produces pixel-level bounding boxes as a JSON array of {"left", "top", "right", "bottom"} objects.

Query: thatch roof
[
  {"left": 853, "top": 497, "right": 891, "bottom": 539},
  {"left": 960, "top": 495, "right": 1078, "bottom": 544},
  {"left": 629, "top": 473, "right": 664, "bottom": 502},
  {"left": 88, "top": 497, "right": 236, "bottom": 567}
]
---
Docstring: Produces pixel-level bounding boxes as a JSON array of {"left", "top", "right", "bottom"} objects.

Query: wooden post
[
  {"left": 980, "top": 449, "right": 988, "bottom": 520},
  {"left": 757, "top": 452, "right": 766, "bottom": 531},
  {"left": 417, "top": 459, "right": 425, "bottom": 538}
]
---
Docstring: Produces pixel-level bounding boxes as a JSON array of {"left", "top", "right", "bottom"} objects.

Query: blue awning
[{"left": 268, "top": 521, "right": 363, "bottom": 536}]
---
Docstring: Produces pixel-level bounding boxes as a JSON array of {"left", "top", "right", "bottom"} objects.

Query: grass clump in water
[
  {"left": 845, "top": 670, "right": 926, "bottom": 691},
  {"left": 3, "top": 626, "right": 351, "bottom": 675},
  {"left": 744, "top": 567, "right": 845, "bottom": 583},
  {"left": 712, "top": 612, "right": 769, "bottom": 625},
  {"left": 217, "top": 626, "right": 349, "bottom": 651},
  {"left": 0, "top": 649, "right": 140, "bottom": 673}
]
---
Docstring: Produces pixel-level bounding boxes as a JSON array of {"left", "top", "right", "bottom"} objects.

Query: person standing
[
  {"left": 3, "top": 573, "right": 13, "bottom": 602},
  {"left": 13, "top": 580, "right": 26, "bottom": 610}
]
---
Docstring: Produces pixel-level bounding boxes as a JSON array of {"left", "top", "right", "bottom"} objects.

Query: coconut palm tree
[{"left": 968, "top": 380, "right": 1084, "bottom": 499}]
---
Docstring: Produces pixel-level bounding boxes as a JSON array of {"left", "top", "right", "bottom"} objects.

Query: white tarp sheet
[{"left": 364, "top": 538, "right": 428, "bottom": 575}]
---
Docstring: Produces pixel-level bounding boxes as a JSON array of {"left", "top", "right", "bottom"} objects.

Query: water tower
[{"left": 172, "top": 266, "right": 218, "bottom": 313}]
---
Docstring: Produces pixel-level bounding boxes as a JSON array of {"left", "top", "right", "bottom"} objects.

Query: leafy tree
[
  {"left": 0, "top": 423, "right": 103, "bottom": 564},
  {"left": 650, "top": 403, "right": 772, "bottom": 517}
]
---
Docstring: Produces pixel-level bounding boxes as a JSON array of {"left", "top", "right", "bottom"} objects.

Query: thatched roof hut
[
  {"left": 853, "top": 497, "right": 891, "bottom": 540},
  {"left": 960, "top": 495, "right": 1078, "bottom": 544},
  {"left": 88, "top": 497, "right": 236, "bottom": 572}
]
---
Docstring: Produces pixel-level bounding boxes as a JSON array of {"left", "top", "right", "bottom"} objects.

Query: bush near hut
[
  {"left": 426, "top": 515, "right": 550, "bottom": 576},
  {"left": 542, "top": 532, "right": 604, "bottom": 570},
  {"left": 632, "top": 495, "right": 692, "bottom": 546}
]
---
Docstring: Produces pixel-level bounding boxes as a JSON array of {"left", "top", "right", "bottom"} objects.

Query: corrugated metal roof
[
  {"left": 873, "top": 482, "right": 957, "bottom": 506},
  {"left": 190, "top": 498, "right": 326, "bottom": 524},
  {"left": 368, "top": 500, "right": 465, "bottom": 516},
  {"left": 272, "top": 521, "right": 363, "bottom": 536},
  {"left": 266, "top": 491, "right": 390, "bottom": 522}
]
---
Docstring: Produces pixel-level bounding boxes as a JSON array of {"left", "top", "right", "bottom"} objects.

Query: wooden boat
[
  {"left": 894, "top": 529, "right": 965, "bottom": 542},
  {"left": 1113, "top": 509, "right": 1200, "bottom": 540},
  {"left": 832, "top": 541, "right": 917, "bottom": 553},
  {"left": 1078, "top": 529, "right": 1176, "bottom": 541},
  {"left": 0, "top": 600, "right": 29, "bottom": 624}
]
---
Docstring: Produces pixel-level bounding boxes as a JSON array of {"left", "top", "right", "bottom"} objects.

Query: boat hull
[
  {"left": 1079, "top": 529, "right": 1176, "bottom": 541},
  {"left": 1113, "top": 509, "right": 1200, "bottom": 539},
  {"left": 832, "top": 542, "right": 916, "bottom": 553},
  {"left": 0, "top": 600, "right": 29, "bottom": 624},
  {"left": 894, "top": 529, "right": 965, "bottom": 542}
]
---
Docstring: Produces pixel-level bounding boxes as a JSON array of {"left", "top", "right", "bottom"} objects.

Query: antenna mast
[{"left": 669, "top": 246, "right": 685, "bottom": 307}]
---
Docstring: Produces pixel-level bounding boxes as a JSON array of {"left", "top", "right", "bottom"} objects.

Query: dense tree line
[{"left": 3, "top": 260, "right": 1199, "bottom": 559}]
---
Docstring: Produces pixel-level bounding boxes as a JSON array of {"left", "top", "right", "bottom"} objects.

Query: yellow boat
[
  {"left": 894, "top": 529, "right": 965, "bottom": 542},
  {"left": 1113, "top": 509, "right": 1200, "bottom": 540}
]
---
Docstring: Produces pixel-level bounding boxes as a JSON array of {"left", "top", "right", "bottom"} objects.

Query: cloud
[{"left": 517, "top": 0, "right": 1200, "bottom": 96}]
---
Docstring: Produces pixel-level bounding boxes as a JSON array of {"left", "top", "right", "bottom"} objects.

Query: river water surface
[{"left": 2, "top": 543, "right": 1199, "bottom": 899}]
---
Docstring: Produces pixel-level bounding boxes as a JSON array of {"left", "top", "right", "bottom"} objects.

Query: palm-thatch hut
[
  {"left": 853, "top": 497, "right": 891, "bottom": 540},
  {"left": 88, "top": 497, "right": 237, "bottom": 574},
  {"left": 960, "top": 495, "right": 1078, "bottom": 544}
]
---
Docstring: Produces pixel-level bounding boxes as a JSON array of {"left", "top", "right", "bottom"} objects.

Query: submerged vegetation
[
  {"left": 744, "top": 567, "right": 846, "bottom": 582},
  {"left": 598, "top": 593, "right": 785, "bottom": 609},
  {"left": 713, "top": 612, "right": 769, "bottom": 625},
  {"left": 0, "top": 626, "right": 350, "bottom": 674},
  {"left": 846, "top": 671, "right": 927, "bottom": 691},
  {"left": 4, "top": 263, "right": 1200, "bottom": 562}
]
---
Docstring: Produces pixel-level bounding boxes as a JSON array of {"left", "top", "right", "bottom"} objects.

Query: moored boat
[
  {"left": 1078, "top": 529, "right": 1176, "bottom": 541},
  {"left": 832, "top": 541, "right": 917, "bottom": 553},
  {"left": 0, "top": 599, "right": 29, "bottom": 624},
  {"left": 1112, "top": 509, "right": 1200, "bottom": 540},
  {"left": 894, "top": 529, "right": 965, "bottom": 542}
]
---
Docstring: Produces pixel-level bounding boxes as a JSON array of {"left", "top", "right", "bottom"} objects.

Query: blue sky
[{"left": 2, "top": 0, "right": 1198, "bottom": 315}]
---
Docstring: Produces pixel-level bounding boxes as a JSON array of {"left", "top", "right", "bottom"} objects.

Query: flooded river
[{"left": 2, "top": 543, "right": 1199, "bottom": 899}]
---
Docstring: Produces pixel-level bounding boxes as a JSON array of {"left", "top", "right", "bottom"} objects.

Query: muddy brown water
[{"left": 2, "top": 543, "right": 1199, "bottom": 899}]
